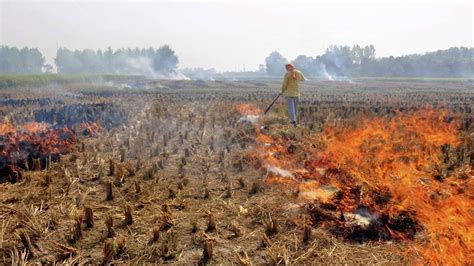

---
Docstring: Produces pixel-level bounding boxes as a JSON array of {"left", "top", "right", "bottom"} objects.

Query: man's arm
[{"left": 299, "top": 71, "right": 306, "bottom": 81}]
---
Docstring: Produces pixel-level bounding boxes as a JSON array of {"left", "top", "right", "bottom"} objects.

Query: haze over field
[{"left": 1, "top": 1, "right": 472, "bottom": 71}]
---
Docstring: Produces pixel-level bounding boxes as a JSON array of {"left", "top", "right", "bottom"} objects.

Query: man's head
[{"left": 285, "top": 63, "right": 296, "bottom": 72}]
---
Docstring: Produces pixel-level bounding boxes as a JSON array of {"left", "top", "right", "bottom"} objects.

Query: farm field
[{"left": 0, "top": 79, "right": 473, "bottom": 264}]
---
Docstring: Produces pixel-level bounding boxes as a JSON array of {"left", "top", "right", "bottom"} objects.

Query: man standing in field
[{"left": 281, "top": 63, "right": 305, "bottom": 127}]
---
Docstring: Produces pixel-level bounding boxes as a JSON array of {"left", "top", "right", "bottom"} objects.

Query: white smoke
[
  {"left": 126, "top": 56, "right": 156, "bottom": 77},
  {"left": 181, "top": 68, "right": 217, "bottom": 80},
  {"left": 267, "top": 165, "right": 294, "bottom": 178},
  {"left": 317, "top": 63, "right": 334, "bottom": 81},
  {"left": 316, "top": 63, "right": 351, "bottom": 81},
  {"left": 125, "top": 56, "right": 191, "bottom": 80},
  {"left": 159, "top": 71, "right": 191, "bottom": 80},
  {"left": 292, "top": 46, "right": 353, "bottom": 81},
  {"left": 238, "top": 115, "right": 260, "bottom": 124}
]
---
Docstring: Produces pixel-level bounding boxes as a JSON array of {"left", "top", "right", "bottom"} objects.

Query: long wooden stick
[{"left": 264, "top": 92, "right": 283, "bottom": 114}]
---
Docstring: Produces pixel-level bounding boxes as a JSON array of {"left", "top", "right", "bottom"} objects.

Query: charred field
[{"left": 0, "top": 79, "right": 473, "bottom": 264}]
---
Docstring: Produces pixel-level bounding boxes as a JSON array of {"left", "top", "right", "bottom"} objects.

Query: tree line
[
  {"left": 0, "top": 45, "right": 179, "bottom": 76},
  {"left": 0, "top": 47, "right": 46, "bottom": 74},
  {"left": 54, "top": 46, "right": 178, "bottom": 75},
  {"left": 265, "top": 46, "right": 473, "bottom": 78},
  {"left": 0, "top": 45, "right": 472, "bottom": 78}
]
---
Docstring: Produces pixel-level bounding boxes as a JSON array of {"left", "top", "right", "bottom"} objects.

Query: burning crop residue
[
  {"left": 0, "top": 122, "right": 98, "bottom": 183},
  {"left": 309, "top": 110, "right": 473, "bottom": 264},
  {"left": 238, "top": 103, "right": 261, "bottom": 116},
  {"left": 237, "top": 103, "right": 261, "bottom": 124},
  {"left": 241, "top": 105, "right": 473, "bottom": 264}
]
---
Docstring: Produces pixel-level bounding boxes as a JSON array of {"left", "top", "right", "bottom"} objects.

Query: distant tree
[
  {"left": 317, "top": 45, "right": 354, "bottom": 77},
  {"left": 153, "top": 45, "right": 179, "bottom": 73},
  {"left": 103, "top": 47, "right": 114, "bottom": 73},
  {"left": 267, "top": 45, "right": 474, "bottom": 79},
  {"left": 19, "top": 47, "right": 45, "bottom": 73},
  {"left": 0, "top": 46, "right": 20, "bottom": 73},
  {"left": 55, "top": 48, "right": 83, "bottom": 73},
  {"left": 133, "top": 47, "right": 141, "bottom": 57},
  {"left": 357, "top": 45, "right": 376, "bottom": 76},
  {"left": 78, "top": 49, "right": 104, "bottom": 73},
  {"left": 360, "top": 47, "right": 473, "bottom": 77},
  {"left": 363, "top": 45, "right": 376, "bottom": 60},
  {"left": 146, "top": 47, "right": 155, "bottom": 58},
  {"left": 292, "top": 55, "right": 316, "bottom": 76},
  {"left": 0, "top": 46, "right": 45, "bottom": 74},
  {"left": 265, "top": 51, "right": 288, "bottom": 76},
  {"left": 111, "top": 49, "right": 128, "bottom": 73}
]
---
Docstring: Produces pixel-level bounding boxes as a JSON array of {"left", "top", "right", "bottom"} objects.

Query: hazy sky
[{"left": 1, "top": 0, "right": 472, "bottom": 71}]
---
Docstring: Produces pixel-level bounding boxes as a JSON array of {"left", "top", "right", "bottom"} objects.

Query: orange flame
[
  {"left": 313, "top": 110, "right": 473, "bottom": 264},
  {"left": 0, "top": 122, "right": 50, "bottom": 134},
  {"left": 237, "top": 103, "right": 261, "bottom": 116},
  {"left": 1, "top": 122, "right": 79, "bottom": 183},
  {"left": 241, "top": 104, "right": 473, "bottom": 264},
  {"left": 21, "top": 122, "right": 50, "bottom": 133},
  {"left": 0, "top": 123, "right": 15, "bottom": 134}
]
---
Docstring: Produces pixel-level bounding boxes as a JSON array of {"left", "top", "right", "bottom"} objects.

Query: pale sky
[{"left": 1, "top": 0, "right": 472, "bottom": 71}]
